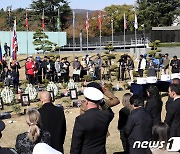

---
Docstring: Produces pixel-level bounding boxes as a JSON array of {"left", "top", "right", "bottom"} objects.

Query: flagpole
[
  {"left": 134, "top": 13, "right": 138, "bottom": 54},
  {"left": 26, "top": 11, "right": 28, "bottom": 56},
  {"left": 8, "top": 7, "right": 12, "bottom": 57},
  {"left": 124, "top": 13, "right": 126, "bottom": 50},
  {"left": 58, "top": 9, "right": 60, "bottom": 55},
  {"left": 42, "top": 9, "right": 45, "bottom": 55},
  {"left": 86, "top": 12, "right": 89, "bottom": 55},
  {"left": 111, "top": 18, "right": 114, "bottom": 47},
  {"left": 99, "top": 12, "right": 102, "bottom": 54},
  {"left": 73, "top": 11, "right": 75, "bottom": 53}
]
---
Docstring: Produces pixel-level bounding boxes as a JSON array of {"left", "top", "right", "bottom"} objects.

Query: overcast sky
[{"left": 0, "top": 0, "right": 135, "bottom": 10}]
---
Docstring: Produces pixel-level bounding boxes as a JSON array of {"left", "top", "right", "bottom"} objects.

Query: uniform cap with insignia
[{"left": 84, "top": 87, "right": 103, "bottom": 103}]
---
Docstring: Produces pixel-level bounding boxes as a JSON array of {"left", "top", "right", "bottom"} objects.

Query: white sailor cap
[{"left": 84, "top": 87, "right": 103, "bottom": 103}]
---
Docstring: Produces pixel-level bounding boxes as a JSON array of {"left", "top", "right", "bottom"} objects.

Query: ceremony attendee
[
  {"left": 147, "top": 58, "right": 157, "bottom": 77},
  {"left": 150, "top": 122, "right": 179, "bottom": 154},
  {"left": 33, "top": 143, "right": 62, "bottom": 154},
  {"left": 60, "top": 58, "right": 67, "bottom": 83},
  {"left": 72, "top": 56, "right": 81, "bottom": 82},
  {"left": 63, "top": 57, "right": 70, "bottom": 82},
  {"left": 93, "top": 54, "right": 102, "bottom": 80},
  {"left": 118, "top": 55, "right": 127, "bottom": 81},
  {"left": 165, "top": 78, "right": 180, "bottom": 111},
  {"left": 162, "top": 53, "right": 170, "bottom": 74},
  {"left": 35, "top": 57, "right": 43, "bottom": 85},
  {"left": 164, "top": 84, "right": 180, "bottom": 137},
  {"left": 0, "top": 120, "right": 17, "bottom": 154},
  {"left": 136, "top": 54, "right": 146, "bottom": 77},
  {"left": 118, "top": 93, "right": 132, "bottom": 153},
  {"left": 39, "top": 91, "right": 66, "bottom": 153},
  {"left": 25, "top": 56, "right": 36, "bottom": 84},
  {"left": 126, "top": 55, "right": 134, "bottom": 82},
  {"left": 15, "top": 109, "right": 51, "bottom": 154},
  {"left": 80, "top": 57, "right": 87, "bottom": 79},
  {"left": 70, "top": 87, "right": 114, "bottom": 154},
  {"left": 170, "top": 56, "right": 180, "bottom": 73},
  {"left": 80, "top": 82, "right": 120, "bottom": 114},
  {"left": 55, "top": 57, "right": 61, "bottom": 83},
  {"left": 4, "top": 43, "right": 10, "bottom": 56},
  {"left": 1, "top": 66, "right": 12, "bottom": 87},
  {"left": 10, "top": 59, "right": 21, "bottom": 92},
  {"left": 145, "top": 85, "right": 162, "bottom": 125},
  {"left": 46, "top": 57, "right": 55, "bottom": 81},
  {"left": 125, "top": 95, "right": 153, "bottom": 154},
  {"left": 42, "top": 56, "right": 48, "bottom": 80}
]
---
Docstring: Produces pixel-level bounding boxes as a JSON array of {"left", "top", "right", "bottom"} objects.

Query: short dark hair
[
  {"left": 152, "top": 122, "right": 169, "bottom": 144},
  {"left": 173, "top": 55, "right": 177, "bottom": 59},
  {"left": 130, "top": 95, "right": 144, "bottom": 107},
  {"left": 172, "top": 78, "right": 180, "bottom": 85},
  {"left": 165, "top": 53, "right": 169, "bottom": 56},
  {"left": 146, "top": 85, "right": 161, "bottom": 99},
  {"left": 169, "top": 84, "right": 180, "bottom": 95}
]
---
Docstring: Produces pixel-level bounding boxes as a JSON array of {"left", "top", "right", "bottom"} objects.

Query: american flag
[
  {"left": 12, "top": 19, "right": 18, "bottom": 60},
  {"left": 86, "top": 12, "right": 89, "bottom": 31}
]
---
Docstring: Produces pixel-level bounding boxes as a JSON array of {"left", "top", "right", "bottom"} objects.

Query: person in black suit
[
  {"left": 164, "top": 84, "right": 180, "bottom": 137},
  {"left": 70, "top": 87, "right": 114, "bottom": 154},
  {"left": 125, "top": 95, "right": 153, "bottom": 154},
  {"left": 118, "top": 93, "right": 131, "bottom": 153},
  {"left": 145, "top": 85, "right": 162, "bottom": 125},
  {"left": 165, "top": 78, "right": 180, "bottom": 112},
  {"left": 39, "top": 91, "right": 66, "bottom": 153}
]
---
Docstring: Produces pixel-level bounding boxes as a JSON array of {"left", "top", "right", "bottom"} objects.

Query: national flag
[
  {"left": 0, "top": 43, "right": 2, "bottom": 63},
  {"left": 25, "top": 12, "right": 29, "bottom": 30},
  {"left": 134, "top": 13, "right": 138, "bottom": 29},
  {"left": 98, "top": 13, "right": 101, "bottom": 30},
  {"left": 42, "top": 9, "right": 45, "bottom": 29},
  {"left": 124, "top": 13, "right": 127, "bottom": 30},
  {"left": 73, "top": 11, "right": 76, "bottom": 29},
  {"left": 86, "top": 12, "right": 89, "bottom": 31},
  {"left": 12, "top": 19, "right": 18, "bottom": 60}
]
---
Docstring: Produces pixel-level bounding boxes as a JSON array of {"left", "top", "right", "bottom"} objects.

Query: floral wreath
[
  {"left": 1, "top": 86, "right": 14, "bottom": 104},
  {"left": 25, "top": 84, "right": 37, "bottom": 100},
  {"left": 47, "top": 82, "right": 58, "bottom": 96}
]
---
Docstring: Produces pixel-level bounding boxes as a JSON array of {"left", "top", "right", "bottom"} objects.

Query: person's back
[
  {"left": 125, "top": 95, "right": 153, "bottom": 154},
  {"left": 39, "top": 92, "right": 66, "bottom": 152},
  {"left": 72, "top": 108, "right": 113, "bottom": 154}
]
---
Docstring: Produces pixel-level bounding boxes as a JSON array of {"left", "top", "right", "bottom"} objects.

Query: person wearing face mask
[{"left": 72, "top": 57, "right": 81, "bottom": 82}]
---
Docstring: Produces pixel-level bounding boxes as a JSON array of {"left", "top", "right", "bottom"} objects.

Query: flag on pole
[
  {"left": 12, "top": 19, "right": 18, "bottom": 60},
  {"left": 25, "top": 12, "right": 29, "bottom": 30},
  {"left": 42, "top": 9, "right": 45, "bottom": 29},
  {"left": 124, "top": 13, "right": 127, "bottom": 30},
  {"left": 98, "top": 13, "right": 101, "bottom": 30},
  {"left": 0, "top": 43, "right": 2, "bottom": 63},
  {"left": 73, "top": 11, "right": 76, "bottom": 29},
  {"left": 86, "top": 12, "right": 89, "bottom": 31},
  {"left": 134, "top": 13, "right": 138, "bottom": 29}
]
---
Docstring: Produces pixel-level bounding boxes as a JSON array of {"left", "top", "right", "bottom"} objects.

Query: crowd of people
[{"left": 0, "top": 78, "right": 180, "bottom": 154}]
